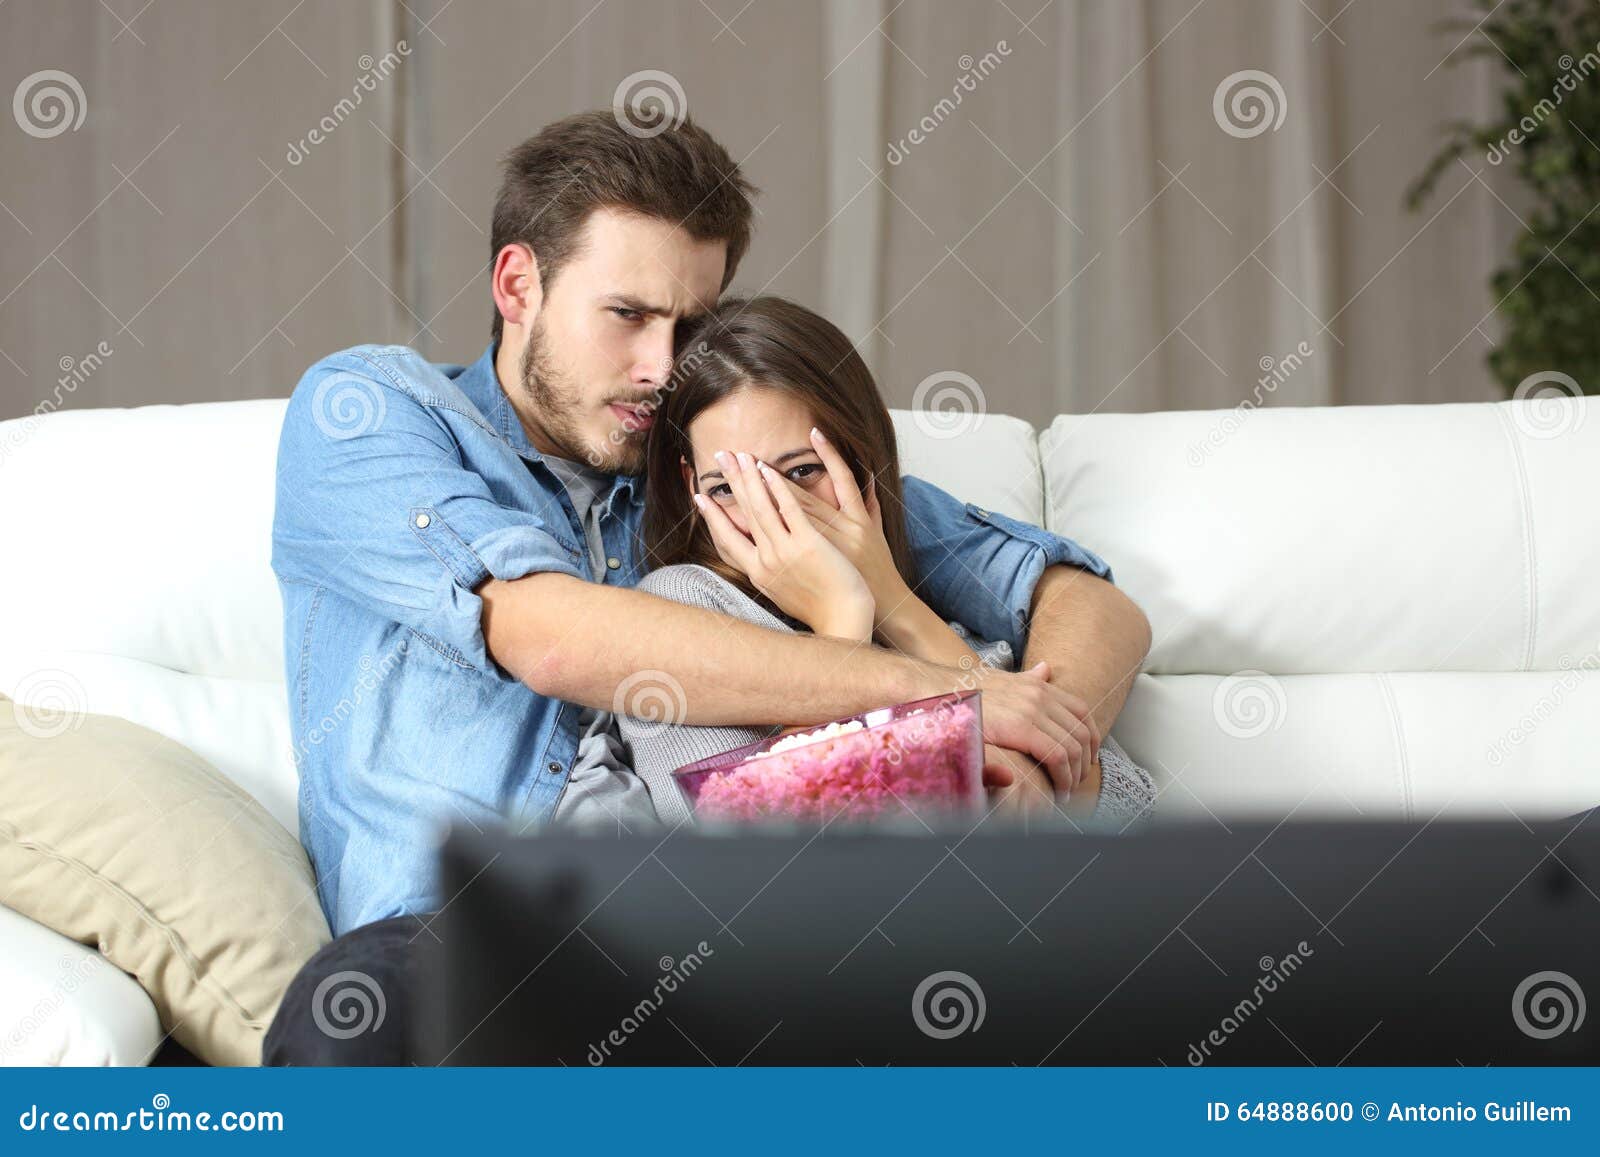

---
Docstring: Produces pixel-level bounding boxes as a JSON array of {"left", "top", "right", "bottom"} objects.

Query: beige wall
[{"left": 1, "top": 1, "right": 1522, "bottom": 426}]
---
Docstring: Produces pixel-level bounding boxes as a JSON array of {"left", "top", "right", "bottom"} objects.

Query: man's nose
[{"left": 632, "top": 329, "right": 675, "bottom": 387}]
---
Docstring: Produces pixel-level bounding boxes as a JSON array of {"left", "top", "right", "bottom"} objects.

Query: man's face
[{"left": 510, "top": 207, "right": 726, "bottom": 474}]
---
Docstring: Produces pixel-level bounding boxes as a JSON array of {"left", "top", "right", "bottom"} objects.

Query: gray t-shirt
[
  {"left": 541, "top": 455, "right": 661, "bottom": 833},
  {"left": 541, "top": 454, "right": 613, "bottom": 579}
]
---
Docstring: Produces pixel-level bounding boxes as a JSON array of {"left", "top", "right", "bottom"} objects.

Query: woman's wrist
[
  {"left": 812, "top": 597, "right": 875, "bottom": 643},
  {"left": 869, "top": 574, "right": 917, "bottom": 631},
  {"left": 874, "top": 590, "right": 962, "bottom": 660}
]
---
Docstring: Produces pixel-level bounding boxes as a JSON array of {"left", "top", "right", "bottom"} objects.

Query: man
[{"left": 263, "top": 111, "right": 1150, "bottom": 1064}]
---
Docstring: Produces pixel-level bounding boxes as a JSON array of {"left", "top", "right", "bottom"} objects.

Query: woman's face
[{"left": 682, "top": 385, "right": 841, "bottom": 537}]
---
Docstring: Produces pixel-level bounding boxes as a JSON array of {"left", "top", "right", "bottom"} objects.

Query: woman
[{"left": 619, "top": 296, "right": 1155, "bottom": 829}]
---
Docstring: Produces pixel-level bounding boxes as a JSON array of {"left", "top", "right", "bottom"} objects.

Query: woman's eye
[
  {"left": 706, "top": 483, "right": 732, "bottom": 501},
  {"left": 609, "top": 307, "right": 643, "bottom": 322},
  {"left": 787, "top": 463, "right": 822, "bottom": 483}
]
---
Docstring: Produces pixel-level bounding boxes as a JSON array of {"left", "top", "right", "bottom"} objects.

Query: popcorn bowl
[{"left": 672, "top": 689, "right": 985, "bottom": 824}]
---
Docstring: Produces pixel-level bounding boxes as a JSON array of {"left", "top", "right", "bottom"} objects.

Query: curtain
[
  {"left": 2, "top": 1, "right": 1519, "bottom": 423},
  {"left": 837, "top": 0, "right": 1521, "bottom": 422}
]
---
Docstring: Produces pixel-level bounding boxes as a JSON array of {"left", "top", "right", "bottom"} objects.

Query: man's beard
[{"left": 518, "top": 318, "right": 647, "bottom": 475}]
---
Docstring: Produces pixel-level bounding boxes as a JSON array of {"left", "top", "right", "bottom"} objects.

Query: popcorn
[
  {"left": 757, "top": 719, "right": 866, "bottom": 757},
  {"left": 677, "top": 694, "right": 982, "bottom": 824}
]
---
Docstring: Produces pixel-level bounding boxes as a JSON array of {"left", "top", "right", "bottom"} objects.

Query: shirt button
[
  {"left": 547, "top": 761, "right": 562, "bottom": 775},
  {"left": 415, "top": 513, "right": 431, "bottom": 529},
  {"left": 606, "top": 557, "right": 621, "bottom": 570},
  {"left": 972, "top": 507, "right": 987, "bottom": 518}
]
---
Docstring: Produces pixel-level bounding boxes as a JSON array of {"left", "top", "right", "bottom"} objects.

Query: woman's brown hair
[{"left": 639, "top": 296, "right": 918, "bottom": 607}]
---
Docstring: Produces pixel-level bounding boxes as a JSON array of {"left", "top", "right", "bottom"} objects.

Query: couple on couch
[{"left": 265, "top": 110, "right": 1153, "bottom": 1064}]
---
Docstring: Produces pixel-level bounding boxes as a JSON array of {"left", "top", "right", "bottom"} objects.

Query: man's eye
[{"left": 609, "top": 307, "right": 643, "bottom": 322}]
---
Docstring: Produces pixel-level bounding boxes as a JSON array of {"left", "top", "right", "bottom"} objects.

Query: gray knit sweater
[{"left": 616, "top": 564, "right": 1156, "bottom": 828}]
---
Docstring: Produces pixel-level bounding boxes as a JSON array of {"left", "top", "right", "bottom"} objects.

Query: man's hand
[
  {"left": 969, "top": 660, "right": 1099, "bottom": 792},
  {"left": 1020, "top": 563, "right": 1149, "bottom": 793}
]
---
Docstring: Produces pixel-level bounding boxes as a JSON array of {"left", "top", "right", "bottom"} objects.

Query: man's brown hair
[{"left": 490, "top": 110, "right": 758, "bottom": 341}]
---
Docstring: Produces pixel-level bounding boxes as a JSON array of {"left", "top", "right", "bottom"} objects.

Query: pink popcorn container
[{"left": 672, "top": 689, "right": 985, "bottom": 825}]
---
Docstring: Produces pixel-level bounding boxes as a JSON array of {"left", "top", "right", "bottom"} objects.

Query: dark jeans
[{"left": 262, "top": 913, "right": 431, "bottom": 1066}]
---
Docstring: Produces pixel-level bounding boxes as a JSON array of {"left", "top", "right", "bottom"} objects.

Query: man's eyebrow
[
  {"left": 604, "top": 294, "right": 707, "bottom": 321},
  {"left": 698, "top": 448, "right": 816, "bottom": 481},
  {"left": 605, "top": 293, "right": 690, "bottom": 318}
]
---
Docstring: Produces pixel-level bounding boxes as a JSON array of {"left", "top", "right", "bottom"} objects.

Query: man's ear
[{"left": 491, "top": 243, "right": 542, "bottom": 333}]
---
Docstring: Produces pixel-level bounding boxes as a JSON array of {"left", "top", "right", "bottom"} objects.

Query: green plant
[{"left": 1408, "top": 0, "right": 1600, "bottom": 395}]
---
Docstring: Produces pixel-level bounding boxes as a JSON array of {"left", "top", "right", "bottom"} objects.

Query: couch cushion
[
  {"left": 0, "top": 695, "right": 331, "bottom": 1066},
  {"left": 0, "top": 651, "right": 296, "bottom": 837},
  {"left": 891, "top": 409, "right": 1044, "bottom": 524},
  {"left": 0, "top": 904, "right": 162, "bottom": 1067},
  {"left": 0, "top": 400, "right": 288, "bottom": 684},
  {"left": 1041, "top": 396, "right": 1599, "bottom": 675},
  {"left": 1119, "top": 670, "right": 1600, "bottom": 822},
  {"left": 1048, "top": 395, "right": 1600, "bottom": 821}
]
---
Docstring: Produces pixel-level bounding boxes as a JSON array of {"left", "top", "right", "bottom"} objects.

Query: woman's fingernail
[
  {"left": 692, "top": 494, "right": 707, "bottom": 510},
  {"left": 811, "top": 427, "right": 826, "bottom": 442}
]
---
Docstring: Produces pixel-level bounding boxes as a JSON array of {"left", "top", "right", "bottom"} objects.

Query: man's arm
[
  {"left": 1022, "top": 563, "right": 1151, "bottom": 750},
  {"left": 873, "top": 562, "right": 1147, "bottom": 807},
  {"left": 482, "top": 571, "right": 925, "bottom": 722},
  {"left": 478, "top": 570, "right": 1091, "bottom": 783},
  {"left": 988, "top": 564, "right": 1149, "bottom": 807}
]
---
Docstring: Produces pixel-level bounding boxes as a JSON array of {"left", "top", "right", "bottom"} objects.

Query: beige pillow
[{"left": 0, "top": 694, "right": 330, "bottom": 1066}]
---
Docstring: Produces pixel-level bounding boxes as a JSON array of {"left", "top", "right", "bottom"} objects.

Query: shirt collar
[{"left": 455, "top": 342, "right": 645, "bottom": 510}]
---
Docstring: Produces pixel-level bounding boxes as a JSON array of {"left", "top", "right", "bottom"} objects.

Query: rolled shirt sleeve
[
  {"left": 897, "top": 474, "right": 1113, "bottom": 659},
  {"left": 272, "top": 354, "right": 587, "bottom": 677}
]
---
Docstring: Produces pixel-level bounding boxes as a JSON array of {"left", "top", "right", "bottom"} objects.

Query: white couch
[{"left": 2, "top": 392, "right": 1596, "bottom": 1065}]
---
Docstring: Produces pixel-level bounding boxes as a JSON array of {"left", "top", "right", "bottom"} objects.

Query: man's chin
[{"left": 579, "top": 436, "right": 646, "bottom": 475}]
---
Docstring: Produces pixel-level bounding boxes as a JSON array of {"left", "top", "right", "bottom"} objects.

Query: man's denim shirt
[{"left": 272, "top": 343, "right": 1114, "bottom": 934}]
